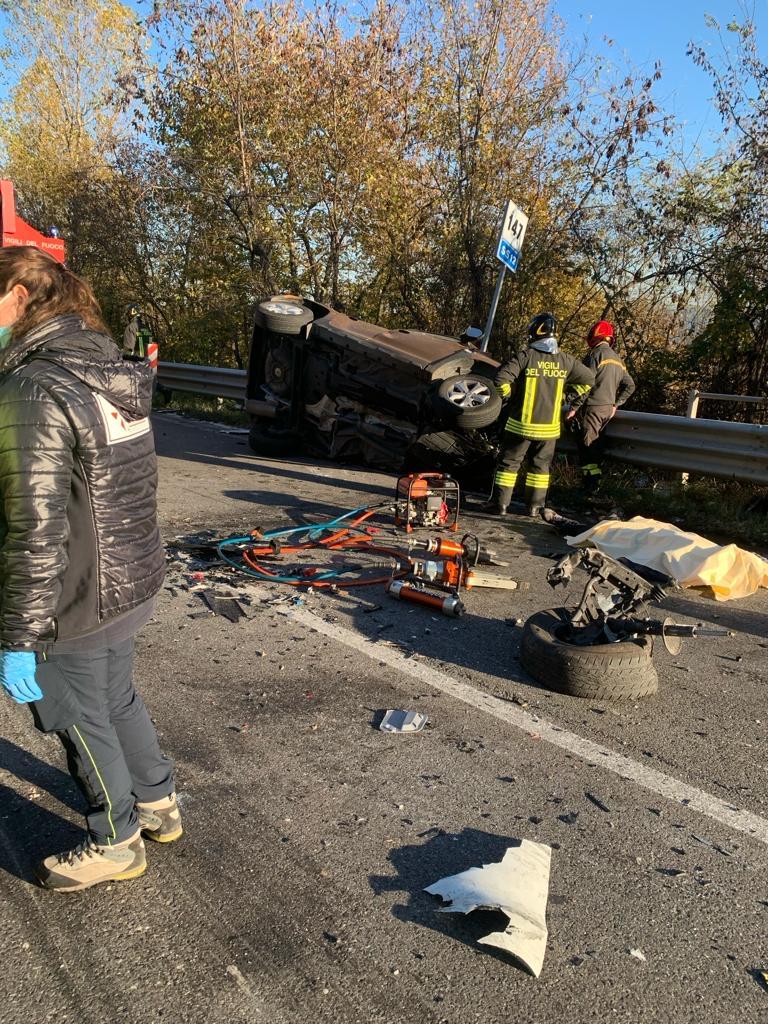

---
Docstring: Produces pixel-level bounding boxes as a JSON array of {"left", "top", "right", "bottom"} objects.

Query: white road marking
[{"left": 289, "top": 606, "right": 768, "bottom": 847}]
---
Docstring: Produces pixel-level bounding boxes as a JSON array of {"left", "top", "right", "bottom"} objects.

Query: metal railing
[
  {"left": 158, "top": 361, "right": 246, "bottom": 402},
  {"left": 157, "top": 362, "right": 768, "bottom": 485}
]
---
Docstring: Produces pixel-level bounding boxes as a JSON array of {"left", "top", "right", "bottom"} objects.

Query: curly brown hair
[{"left": 0, "top": 246, "right": 108, "bottom": 338}]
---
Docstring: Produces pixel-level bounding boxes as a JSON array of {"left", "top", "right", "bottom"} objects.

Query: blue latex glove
[{"left": 0, "top": 651, "right": 43, "bottom": 703}]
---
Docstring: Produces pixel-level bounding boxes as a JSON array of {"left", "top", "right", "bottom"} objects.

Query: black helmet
[{"left": 528, "top": 312, "right": 557, "bottom": 341}]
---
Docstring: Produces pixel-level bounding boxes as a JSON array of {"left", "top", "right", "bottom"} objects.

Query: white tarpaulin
[
  {"left": 566, "top": 516, "right": 768, "bottom": 601},
  {"left": 425, "top": 840, "right": 552, "bottom": 976}
]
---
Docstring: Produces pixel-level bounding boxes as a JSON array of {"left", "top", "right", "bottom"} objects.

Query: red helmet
[{"left": 587, "top": 320, "right": 615, "bottom": 348}]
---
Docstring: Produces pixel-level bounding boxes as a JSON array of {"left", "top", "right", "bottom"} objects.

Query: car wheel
[
  {"left": 519, "top": 608, "right": 659, "bottom": 700},
  {"left": 257, "top": 299, "right": 314, "bottom": 336},
  {"left": 248, "top": 420, "right": 303, "bottom": 457},
  {"left": 431, "top": 374, "right": 502, "bottom": 429}
]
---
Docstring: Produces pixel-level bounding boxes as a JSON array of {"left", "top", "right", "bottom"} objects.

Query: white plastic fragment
[
  {"left": 379, "top": 710, "right": 428, "bottom": 733},
  {"left": 629, "top": 948, "right": 647, "bottom": 962},
  {"left": 424, "top": 840, "right": 552, "bottom": 976}
]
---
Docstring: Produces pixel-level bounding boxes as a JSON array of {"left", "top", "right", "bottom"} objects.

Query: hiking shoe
[
  {"left": 137, "top": 793, "right": 183, "bottom": 844},
  {"left": 36, "top": 832, "right": 146, "bottom": 893}
]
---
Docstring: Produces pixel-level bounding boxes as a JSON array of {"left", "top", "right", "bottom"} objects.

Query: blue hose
[{"left": 215, "top": 504, "right": 383, "bottom": 583}]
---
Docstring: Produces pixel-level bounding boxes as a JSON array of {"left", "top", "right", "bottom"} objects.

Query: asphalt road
[{"left": 1, "top": 412, "right": 766, "bottom": 1024}]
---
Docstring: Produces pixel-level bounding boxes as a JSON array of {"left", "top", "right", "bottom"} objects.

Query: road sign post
[{"left": 480, "top": 200, "right": 529, "bottom": 352}]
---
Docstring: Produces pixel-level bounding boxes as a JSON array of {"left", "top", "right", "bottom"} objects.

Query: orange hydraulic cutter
[{"left": 1, "top": 180, "right": 66, "bottom": 264}]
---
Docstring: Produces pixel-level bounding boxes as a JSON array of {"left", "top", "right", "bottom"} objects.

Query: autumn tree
[{"left": 0, "top": 0, "right": 142, "bottom": 284}]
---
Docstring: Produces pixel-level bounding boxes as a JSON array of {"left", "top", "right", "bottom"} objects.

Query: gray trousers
[{"left": 32, "top": 637, "right": 174, "bottom": 846}]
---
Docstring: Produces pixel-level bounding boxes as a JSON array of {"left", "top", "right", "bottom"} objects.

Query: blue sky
[
  {"left": 1, "top": 0, "right": 763, "bottom": 152},
  {"left": 554, "top": 0, "right": 765, "bottom": 151}
]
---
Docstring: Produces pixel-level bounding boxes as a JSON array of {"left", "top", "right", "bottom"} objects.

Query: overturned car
[{"left": 245, "top": 296, "right": 504, "bottom": 478}]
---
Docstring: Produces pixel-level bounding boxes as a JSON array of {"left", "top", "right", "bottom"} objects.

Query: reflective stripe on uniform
[
  {"left": 504, "top": 418, "right": 560, "bottom": 439},
  {"left": 572, "top": 383, "right": 591, "bottom": 395},
  {"left": 494, "top": 469, "right": 518, "bottom": 487},
  {"left": 598, "top": 359, "right": 625, "bottom": 370},
  {"left": 525, "top": 472, "right": 550, "bottom": 488},
  {"left": 582, "top": 463, "right": 602, "bottom": 477},
  {"left": 521, "top": 375, "right": 537, "bottom": 426},
  {"left": 550, "top": 378, "right": 565, "bottom": 428}
]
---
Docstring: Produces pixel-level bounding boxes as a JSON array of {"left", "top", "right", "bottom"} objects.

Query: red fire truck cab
[{"left": 0, "top": 179, "right": 66, "bottom": 264}]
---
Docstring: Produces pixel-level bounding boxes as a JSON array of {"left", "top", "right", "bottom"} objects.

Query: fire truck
[{"left": 0, "top": 179, "right": 66, "bottom": 263}]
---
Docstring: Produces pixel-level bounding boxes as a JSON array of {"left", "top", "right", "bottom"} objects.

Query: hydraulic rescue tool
[
  {"left": 385, "top": 532, "right": 526, "bottom": 615},
  {"left": 547, "top": 547, "right": 733, "bottom": 650},
  {"left": 394, "top": 473, "right": 460, "bottom": 532},
  {"left": 385, "top": 580, "right": 465, "bottom": 617}
]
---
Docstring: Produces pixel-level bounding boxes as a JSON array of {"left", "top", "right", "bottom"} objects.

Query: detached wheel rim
[
  {"left": 262, "top": 300, "right": 305, "bottom": 316},
  {"left": 445, "top": 379, "right": 492, "bottom": 409}
]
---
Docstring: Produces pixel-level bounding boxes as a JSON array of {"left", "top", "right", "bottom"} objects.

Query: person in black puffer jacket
[{"left": 0, "top": 246, "right": 181, "bottom": 892}]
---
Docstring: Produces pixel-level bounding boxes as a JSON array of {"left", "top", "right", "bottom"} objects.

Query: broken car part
[
  {"left": 518, "top": 548, "right": 731, "bottom": 700},
  {"left": 379, "top": 709, "right": 428, "bottom": 733},
  {"left": 545, "top": 547, "right": 731, "bottom": 648},
  {"left": 425, "top": 840, "right": 552, "bottom": 976}
]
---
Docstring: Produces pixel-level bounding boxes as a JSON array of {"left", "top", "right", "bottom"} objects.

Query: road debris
[
  {"left": 379, "top": 709, "right": 428, "bottom": 733},
  {"left": 558, "top": 811, "right": 579, "bottom": 825},
  {"left": 424, "top": 840, "right": 552, "bottom": 976},
  {"left": 691, "top": 833, "right": 732, "bottom": 856},
  {"left": 200, "top": 590, "right": 248, "bottom": 623},
  {"left": 628, "top": 948, "right": 647, "bottom": 962},
  {"left": 585, "top": 792, "right": 611, "bottom": 813}
]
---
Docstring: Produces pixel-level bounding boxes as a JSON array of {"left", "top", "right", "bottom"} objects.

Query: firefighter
[
  {"left": 123, "top": 303, "right": 154, "bottom": 359},
  {"left": 488, "top": 312, "right": 595, "bottom": 516},
  {"left": 577, "top": 320, "right": 636, "bottom": 493}
]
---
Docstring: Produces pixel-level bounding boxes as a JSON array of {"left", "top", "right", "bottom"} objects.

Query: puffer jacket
[{"left": 0, "top": 315, "right": 165, "bottom": 651}]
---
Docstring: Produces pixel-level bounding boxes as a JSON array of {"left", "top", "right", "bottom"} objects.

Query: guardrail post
[
  {"left": 681, "top": 390, "right": 701, "bottom": 485},
  {"left": 685, "top": 389, "right": 700, "bottom": 420}
]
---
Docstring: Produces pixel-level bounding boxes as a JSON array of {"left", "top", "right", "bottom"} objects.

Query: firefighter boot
[
  {"left": 137, "top": 792, "right": 183, "bottom": 844},
  {"left": 36, "top": 832, "right": 146, "bottom": 892},
  {"left": 480, "top": 486, "right": 513, "bottom": 516},
  {"left": 581, "top": 464, "right": 602, "bottom": 495}
]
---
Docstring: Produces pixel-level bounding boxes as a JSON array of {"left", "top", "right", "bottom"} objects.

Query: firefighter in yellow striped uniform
[
  {"left": 488, "top": 312, "right": 595, "bottom": 517},
  {"left": 577, "top": 320, "right": 636, "bottom": 493}
]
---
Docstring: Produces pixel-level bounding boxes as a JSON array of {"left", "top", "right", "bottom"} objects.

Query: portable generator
[{"left": 394, "top": 473, "right": 460, "bottom": 533}]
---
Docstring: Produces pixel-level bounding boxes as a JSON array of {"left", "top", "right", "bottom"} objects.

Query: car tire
[
  {"left": 257, "top": 299, "right": 314, "bottom": 336},
  {"left": 248, "top": 421, "right": 302, "bottom": 458},
  {"left": 431, "top": 374, "right": 502, "bottom": 429},
  {"left": 519, "top": 608, "right": 659, "bottom": 700}
]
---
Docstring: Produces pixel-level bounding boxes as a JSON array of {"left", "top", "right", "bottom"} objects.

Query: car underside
[{"left": 245, "top": 296, "right": 503, "bottom": 484}]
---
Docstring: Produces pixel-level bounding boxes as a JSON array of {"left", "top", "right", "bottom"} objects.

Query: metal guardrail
[
  {"left": 603, "top": 411, "right": 767, "bottom": 484},
  {"left": 158, "top": 361, "right": 246, "bottom": 402},
  {"left": 157, "top": 361, "right": 768, "bottom": 485}
]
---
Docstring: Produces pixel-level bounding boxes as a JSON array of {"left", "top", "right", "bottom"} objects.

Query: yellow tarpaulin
[{"left": 566, "top": 516, "right": 768, "bottom": 601}]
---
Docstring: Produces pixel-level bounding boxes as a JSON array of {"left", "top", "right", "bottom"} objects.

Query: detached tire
[
  {"left": 257, "top": 299, "right": 314, "bottom": 335},
  {"left": 520, "top": 608, "right": 658, "bottom": 700},
  {"left": 431, "top": 374, "right": 502, "bottom": 429},
  {"left": 248, "top": 421, "right": 302, "bottom": 458}
]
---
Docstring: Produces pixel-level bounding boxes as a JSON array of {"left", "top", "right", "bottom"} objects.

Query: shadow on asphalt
[
  {"left": 342, "top": 602, "right": 527, "bottom": 684},
  {"left": 156, "top": 442, "right": 392, "bottom": 500},
  {"left": 0, "top": 782, "right": 82, "bottom": 884},
  {"left": 369, "top": 827, "right": 532, "bottom": 969},
  {"left": 660, "top": 593, "right": 768, "bottom": 641},
  {"left": 0, "top": 738, "right": 85, "bottom": 814}
]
